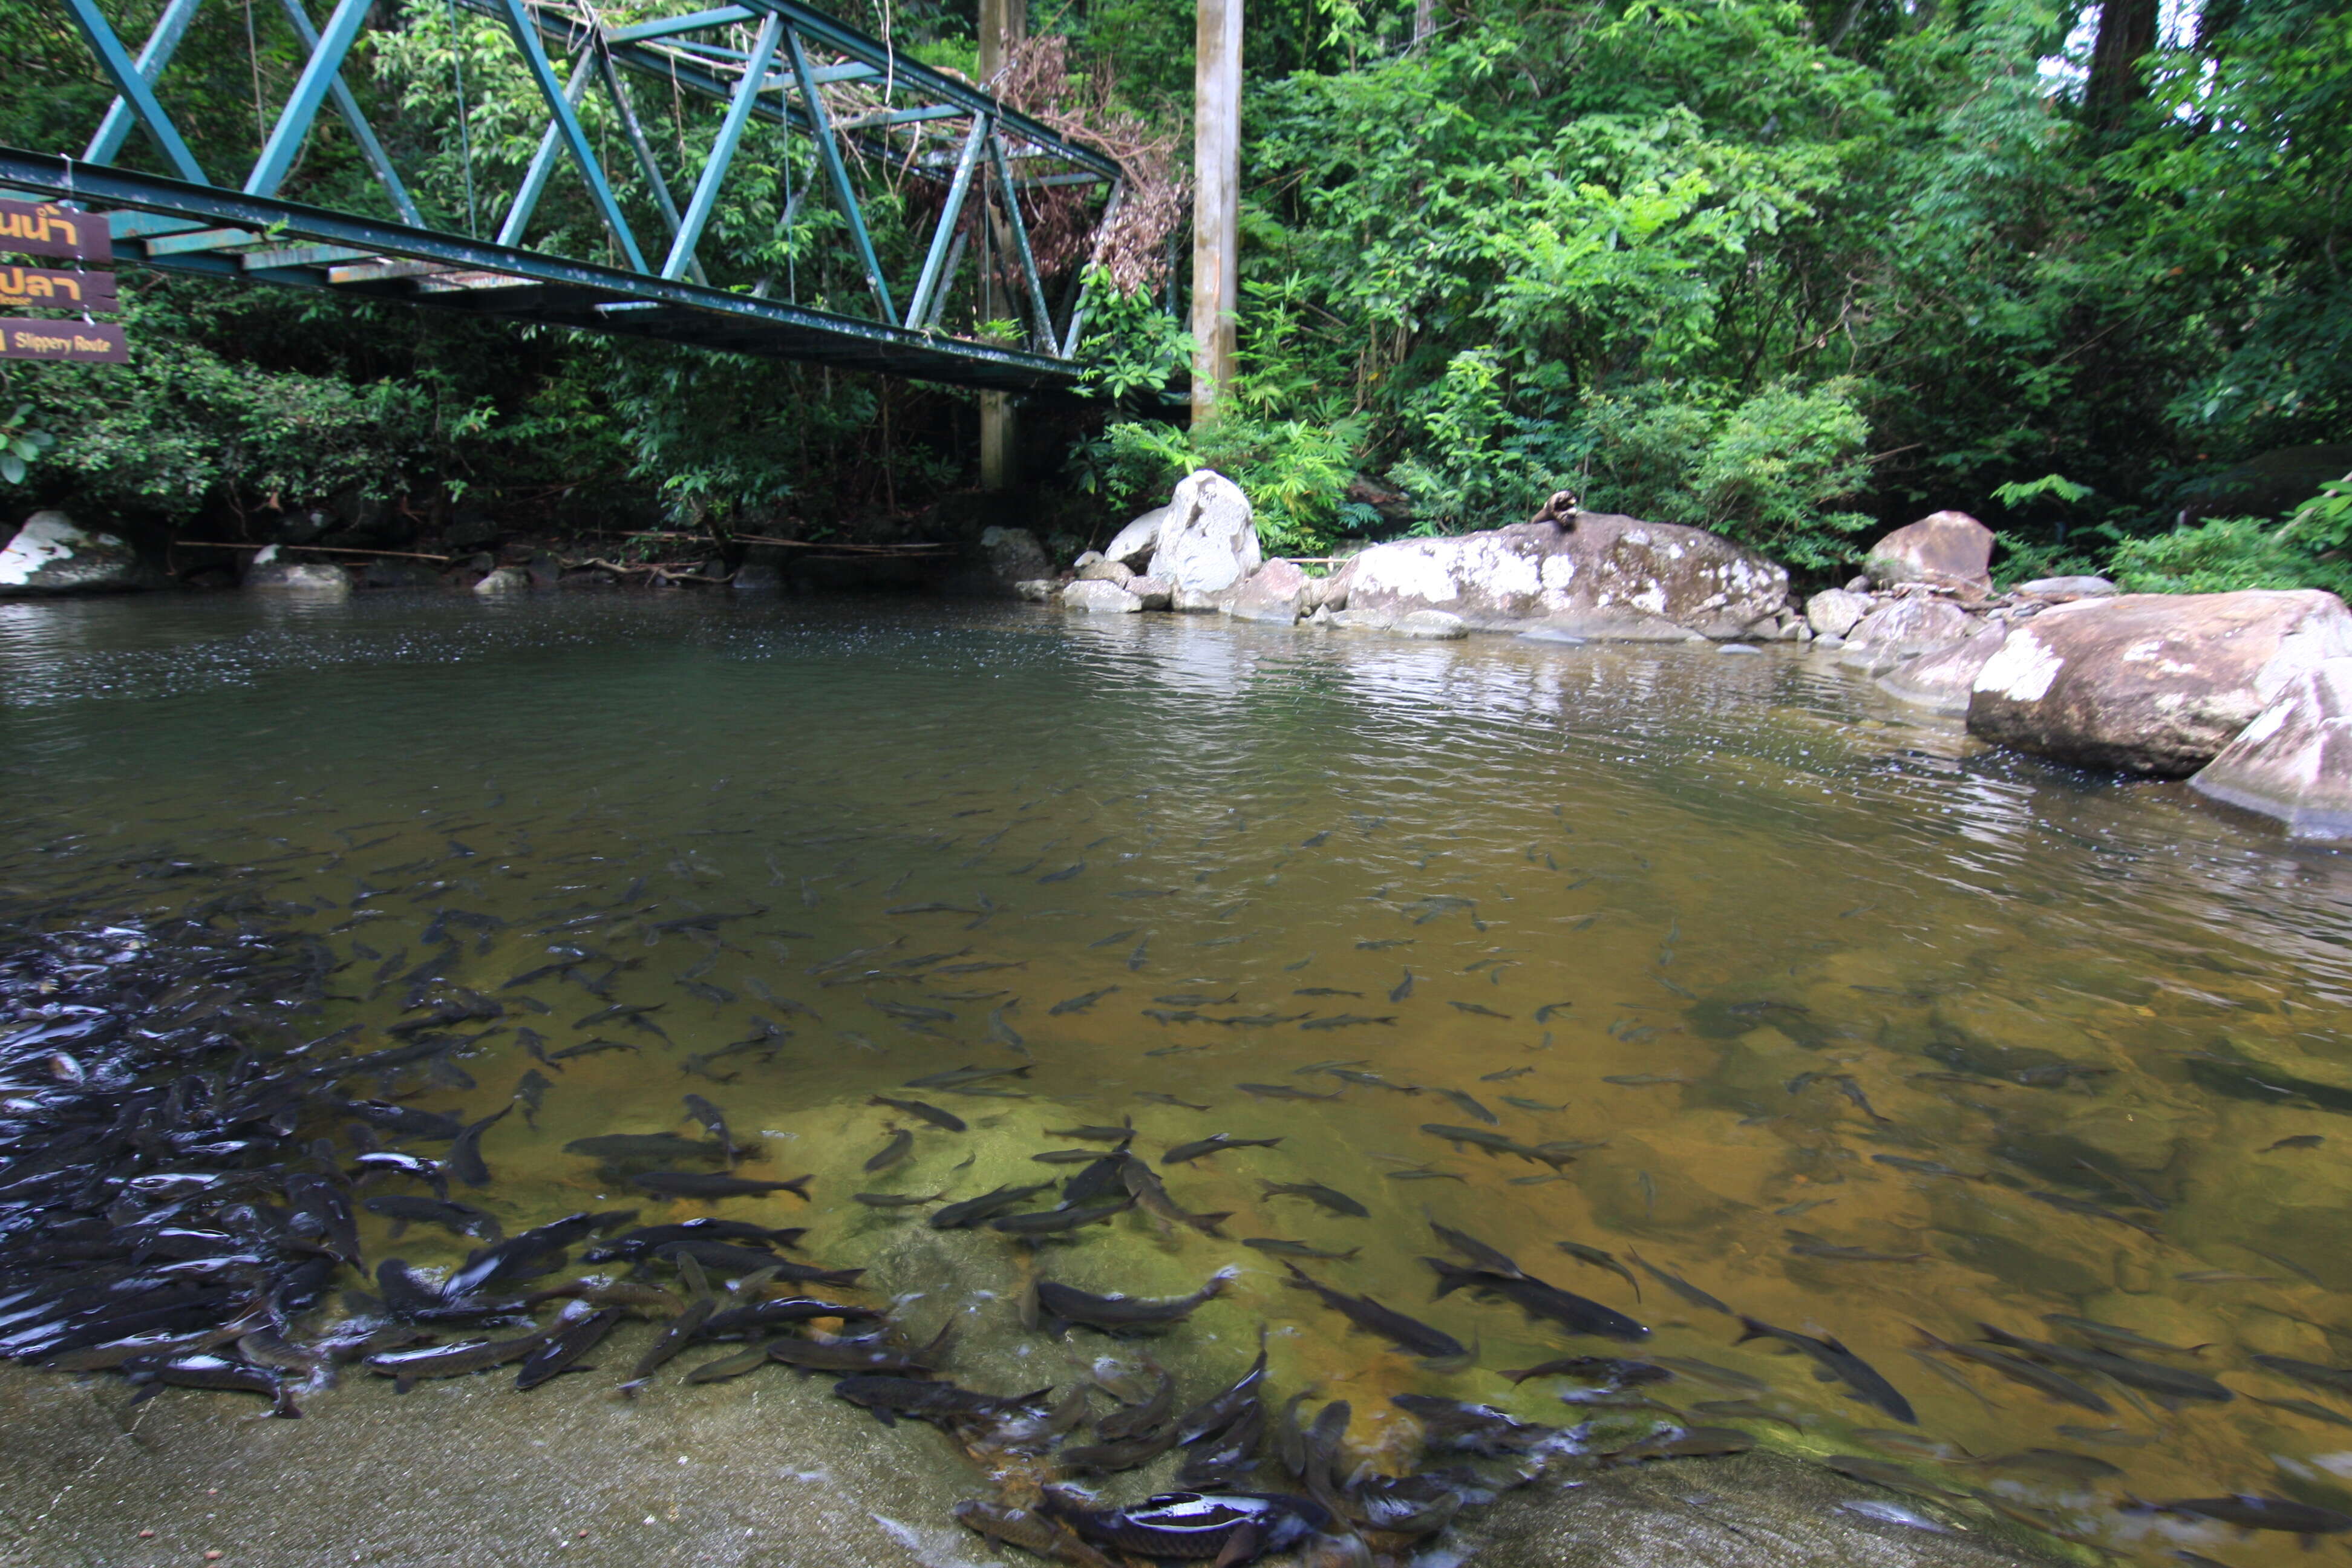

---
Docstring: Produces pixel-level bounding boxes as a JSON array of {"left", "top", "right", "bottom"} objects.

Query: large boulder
[
  {"left": 1226, "top": 560, "right": 1309, "bottom": 624},
  {"left": 1863, "top": 509, "right": 1995, "bottom": 592},
  {"left": 978, "top": 526, "right": 1050, "bottom": 592},
  {"left": 1877, "top": 622, "right": 2011, "bottom": 713},
  {"left": 0, "top": 511, "right": 145, "bottom": 597},
  {"left": 1803, "top": 587, "right": 1872, "bottom": 639},
  {"left": 1146, "top": 470, "right": 1261, "bottom": 607},
  {"left": 1334, "top": 509, "right": 1786, "bottom": 638},
  {"left": 1968, "top": 590, "right": 2352, "bottom": 776},
  {"left": 1060, "top": 579, "right": 1142, "bottom": 614},
  {"left": 1837, "top": 596, "right": 1974, "bottom": 671},
  {"left": 1101, "top": 507, "right": 1166, "bottom": 570},
  {"left": 2189, "top": 658, "right": 2352, "bottom": 839}
]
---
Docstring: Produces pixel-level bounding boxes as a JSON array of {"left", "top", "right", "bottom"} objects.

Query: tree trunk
[{"left": 2085, "top": 0, "right": 2158, "bottom": 131}]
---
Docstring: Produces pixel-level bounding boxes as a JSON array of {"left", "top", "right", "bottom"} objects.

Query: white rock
[
  {"left": 247, "top": 562, "right": 352, "bottom": 596},
  {"left": 1804, "top": 587, "right": 1872, "bottom": 639},
  {"left": 474, "top": 566, "right": 532, "bottom": 595},
  {"left": 2192, "top": 658, "right": 2352, "bottom": 839},
  {"left": 1395, "top": 609, "right": 1468, "bottom": 640},
  {"left": 1145, "top": 471, "right": 1261, "bottom": 602},
  {"left": 1060, "top": 579, "right": 1143, "bottom": 614},
  {"left": 1102, "top": 507, "right": 1166, "bottom": 569},
  {"left": 0, "top": 510, "right": 143, "bottom": 596}
]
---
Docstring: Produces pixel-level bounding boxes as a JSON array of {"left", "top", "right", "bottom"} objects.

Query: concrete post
[
  {"left": 977, "top": 0, "right": 1026, "bottom": 488},
  {"left": 1191, "top": 0, "right": 1241, "bottom": 425}
]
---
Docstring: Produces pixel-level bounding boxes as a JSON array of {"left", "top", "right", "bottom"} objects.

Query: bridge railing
[{"left": 7, "top": 0, "right": 1128, "bottom": 391}]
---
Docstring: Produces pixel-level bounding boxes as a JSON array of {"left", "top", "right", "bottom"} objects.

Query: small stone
[
  {"left": 1517, "top": 626, "right": 1587, "bottom": 645},
  {"left": 472, "top": 565, "right": 532, "bottom": 595},
  {"left": 1396, "top": 609, "right": 1468, "bottom": 639},
  {"left": 1844, "top": 575, "right": 1872, "bottom": 592},
  {"left": 1128, "top": 575, "right": 1173, "bottom": 610},
  {"left": 1060, "top": 579, "right": 1143, "bottom": 615},
  {"left": 1717, "top": 642, "right": 1762, "bottom": 655},
  {"left": 1012, "top": 578, "right": 1057, "bottom": 603},
  {"left": 1074, "top": 556, "right": 1134, "bottom": 585},
  {"left": 1803, "top": 587, "right": 1872, "bottom": 639}
]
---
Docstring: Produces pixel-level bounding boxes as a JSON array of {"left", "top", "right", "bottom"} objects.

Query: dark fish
[
  {"left": 1236, "top": 1082, "right": 1342, "bottom": 1102},
  {"left": 448, "top": 1106, "right": 509, "bottom": 1188},
  {"left": 991, "top": 1196, "right": 1136, "bottom": 1235},
  {"left": 839, "top": 1373, "right": 1045, "bottom": 1433},
  {"left": 366, "top": 1328, "right": 552, "bottom": 1393},
  {"left": 1046, "top": 1120, "right": 1136, "bottom": 1143},
  {"left": 362, "top": 1195, "right": 502, "bottom": 1241},
  {"left": 699, "top": 1297, "right": 883, "bottom": 1336},
  {"left": 1390, "top": 970, "right": 1415, "bottom": 1002},
  {"left": 1243, "top": 1238, "right": 1361, "bottom": 1262},
  {"left": 1430, "top": 1220, "right": 1525, "bottom": 1279},
  {"left": 2262, "top": 1134, "right": 2324, "bottom": 1151},
  {"left": 1122, "top": 1160, "right": 1231, "bottom": 1235},
  {"left": 1048, "top": 1492, "right": 1327, "bottom": 1564},
  {"left": 1533, "top": 1002, "right": 1573, "bottom": 1022},
  {"left": 852, "top": 1191, "right": 950, "bottom": 1208},
  {"left": 1975, "top": 1323, "right": 2232, "bottom": 1403},
  {"left": 1062, "top": 1154, "right": 1134, "bottom": 1207},
  {"left": 1503, "top": 1356, "right": 1669, "bottom": 1388},
  {"left": 631, "top": 1171, "right": 812, "bottom": 1200},
  {"left": 1298, "top": 1014, "right": 1396, "bottom": 1030},
  {"left": 930, "top": 1183, "right": 1056, "bottom": 1229},
  {"left": 1037, "top": 862, "right": 1085, "bottom": 884},
  {"left": 1030, "top": 1272, "right": 1237, "bottom": 1335},
  {"left": 1281, "top": 1263, "right": 1466, "bottom": 1361},
  {"left": 512, "top": 1069, "right": 552, "bottom": 1127},
  {"left": 1418, "top": 1123, "right": 1579, "bottom": 1167},
  {"left": 1136, "top": 1091, "right": 1212, "bottom": 1111},
  {"left": 1449, "top": 1001, "right": 1510, "bottom": 1018},
  {"left": 904, "top": 1063, "right": 1032, "bottom": 1089},
  {"left": 952, "top": 1501, "right": 1117, "bottom": 1568},
  {"left": 681, "top": 1094, "right": 742, "bottom": 1160},
  {"left": 1786, "top": 1230, "right": 1926, "bottom": 1263},
  {"left": 515, "top": 1307, "right": 622, "bottom": 1389},
  {"left": 1427, "top": 1087, "right": 1497, "bottom": 1124},
  {"left": 1480, "top": 1067, "right": 1535, "bottom": 1082},
  {"left": 137, "top": 1354, "right": 300, "bottom": 1418},
  {"left": 1164, "top": 1134, "right": 1282, "bottom": 1165},
  {"left": 1737, "top": 1315, "right": 1915, "bottom": 1424},
  {"left": 870, "top": 1096, "right": 967, "bottom": 1131},
  {"left": 685, "top": 1342, "right": 776, "bottom": 1383},
  {"left": 1425, "top": 1258, "right": 1649, "bottom": 1342},
  {"left": 2251, "top": 1354, "right": 2352, "bottom": 1396},
  {"left": 563, "top": 1132, "right": 725, "bottom": 1163},
  {"left": 547, "top": 1037, "right": 638, "bottom": 1062},
  {"left": 2027, "top": 1190, "right": 2163, "bottom": 1238},
  {"left": 2132, "top": 1496, "right": 2352, "bottom": 1538},
  {"left": 2041, "top": 1315, "right": 2209, "bottom": 1356},
  {"left": 1261, "top": 1180, "right": 1367, "bottom": 1218},
  {"left": 1050, "top": 987, "right": 1117, "bottom": 1015},
  {"left": 1912, "top": 1325, "right": 2111, "bottom": 1413},
  {"left": 1033, "top": 1149, "right": 1109, "bottom": 1165},
  {"left": 1625, "top": 1250, "right": 1732, "bottom": 1315},
  {"left": 864, "top": 1129, "right": 913, "bottom": 1173}
]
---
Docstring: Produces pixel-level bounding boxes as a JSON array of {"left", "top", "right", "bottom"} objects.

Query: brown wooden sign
[
  {"left": 0, "top": 266, "right": 117, "bottom": 313},
  {"left": 0, "top": 319, "right": 128, "bottom": 363},
  {"left": 0, "top": 200, "right": 113, "bottom": 262}
]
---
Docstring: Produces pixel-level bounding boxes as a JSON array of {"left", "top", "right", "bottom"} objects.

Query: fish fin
[
  {"left": 1734, "top": 1315, "right": 1772, "bottom": 1344},
  {"left": 780, "top": 1175, "right": 813, "bottom": 1198},
  {"left": 394, "top": 1376, "right": 416, "bottom": 1396},
  {"left": 1212, "top": 1521, "right": 1260, "bottom": 1568},
  {"left": 1189, "top": 1212, "right": 1233, "bottom": 1237}
]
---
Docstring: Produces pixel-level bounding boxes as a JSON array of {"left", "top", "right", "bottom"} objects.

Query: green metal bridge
[{"left": 3, "top": 0, "right": 1134, "bottom": 392}]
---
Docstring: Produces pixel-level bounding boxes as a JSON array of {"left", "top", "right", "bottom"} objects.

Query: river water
[{"left": 7, "top": 590, "right": 2352, "bottom": 1564}]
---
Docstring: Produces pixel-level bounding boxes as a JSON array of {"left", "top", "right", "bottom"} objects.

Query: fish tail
[
  {"left": 782, "top": 1175, "right": 814, "bottom": 1198},
  {"left": 1188, "top": 1212, "right": 1233, "bottom": 1237},
  {"left": 1734, "top": 1315, "right": 1773, "bottom": 1345}
]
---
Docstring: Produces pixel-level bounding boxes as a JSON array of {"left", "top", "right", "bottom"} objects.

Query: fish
[
  {"left": 1048, "top": 1492, "right": 1328, "bottom": 1563},
  {"left": 699, "top": 1297, "right": 883, "bottom": 1337},
  {"left": 1481, "top": 1067, "right": 1535, "bottom": 1082},
  {"left": 1555, "top": 1240, "right": 1641, "bottom": 1298},
  {"left": 681, "top": 1094, "right": 743, "bottom": 1160},
  {"left": 362, "top": 1195, "right": 503, "bottom": 1242},
  {"left": 2262, "top": 1134, "right": 2324, "bottom": 1151},
  {"left": 1324, "top": 1068, "right": 1413, "bottom": 1091},
  {"left": 1261, "top": 1180, "right": 1368, "bottom": 1218},
  {"left": 1975, "top": 1448, "right": 2125, "bottom": 1482},
  {"left": 630, "top": 1171, "right": 812, "bottom": 1200},
  {"left": 1419, "top": 1123, "right": 1581, "bottom": 1168},
  {"left": 685, "top": 1342, "right": 776, "bottom": 1383},
  {"left": 871, "top": 998, "right": 954, "bottom": 1025},
  {"left": 1029, "top": 1270, "right": 1236, "bottom": 1335},
  {"left": 547, "top": 1037, "right": 638, "bottom": 1061},
  {"left": 563, "top": 1132, "right": 725, "bottom": 1164},
  {"left": 904, "top": 1063, "right": 1032, "bottom": 1089},
  {"left": 1280, "top": 1263, "right": 1467, "bottom": 1361},
  {"left": 1534, "top": 1002, "right": 1574, "bottom": 1022},
  {"left": 1047, "top": 1120, "right": 1137, "bottom": 1143},
  {"left": 1975, "top": 1323, "right": 2233, "bottom": 1403},
  {"left": 990, "top": 1196, "right": 1136, "bottom": 1235},
  {"left": 1607, "top": 1425, "right": 1755, "bottom": 1462},
  {"left": 1357, "top": 938, "right": 1411, "bottom": 950},
  {"left": 1738, "top": 1316, "right": 1915, "bottom": 1423},
  {"left": 868, "top": 1096, "right": 965, "bottom": 1132},
  {"left": 1136, "top": 1092, "right": 1211, "bottom": 1111},
  {"left": 2026, "top": 1190, "right": 2163, "bottom": 1238},
  {"left": 1298, "top": 1014, "right": 1396, "bottom": 1030},
  {"left": 1603, "top": 1074, "right": 1686, "bottom": 1087},
  {"left": 1911, "top": 1326, "right": 2111, "bottom": 1413},
  {"left": 1786, "top": 1230, "right": 1926, "bottom": 1263},
  {"left": 1163, "top": 1133, "right": 1283, "bottom": 1165},
  {"left": 515, "top": 1307, "right": 623, "bottom": 1390},
  {"left": 448, "top": 1106, "right": 509, "bottom": 1188},
  {"left": 1425, "top": 1258, "right": 1650, "bottom": 1342},
  {"left": 951, "top": 1501, "right": 1117, "bottom": 1568},
  {"left": 864, "top": 1129, "right": 913, "bottom": 1173},
  {"left": 1120, "top": 1159, "right": 1231, "bottom": 1235},
  {"left": 2130, "top": 1496, "right": 2352, "bottom": 1538},
  {"left": 2253, "top": 1396, "right": 2352, "bottom": 1428},
  {"left": 512, "top": 1070, "right": 552, "bottom": 1128},
  {"left": 1503, "top": 1096, "right": 1566, "bottom": 1112},
  {"left": 1449, "top": 1002, "right": 1511, "bottom": 1018},
  {"left": 1429, "top": 1220, "right": 1526, "bottom": 1279},
  {"left": 851, "top": 1191, "right": 951, "bottom": 1208},
  {"left": 2039, "top": 1315, "right": 2210, "bottom": 1356},
  {"left": 1292, "top": 988, "right": 1360, "bottom": 998},
  {"left": 1033, "top": 1149, "right": 1111, "bottom": 1165},
  {"left": 2250, "top": 1354, "right": 2352, "bottom": 1396},
  {"left": 1242, "top": 1238, "right": 1361, "bottom": 1262},
  {"left": 930, "top": 1183, "right": 1056, "bottom": 1229},
  {"left": 1503, "top": 1356, "right": 1670, "bottom": 1388},
  {"left": 1037, "top": 862, "right": 1085, "bottom": 884},
  {"left": 1428, "top": 1088, "right": 1497, "bottom": 1124},
  {"left": 985, "top": 1008, "right": 1026, "bottom": 1051},
  {"left": 366, "top": 1328, "right": 554, "bottom": 1393},
  {"left": 1050, "top": 987, "right": 1117, "bottom": 1015},
  {"left": 1235, "top": 1082, "right": 1341, "bottom": 1102},
  {"left": 1390, "top": 970, "right": 1415, "bottom": 1002}
]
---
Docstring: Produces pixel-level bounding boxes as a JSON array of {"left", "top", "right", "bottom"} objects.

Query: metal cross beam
[{"left": 31, "top": 0, "right": 1131, "bottom": 384}]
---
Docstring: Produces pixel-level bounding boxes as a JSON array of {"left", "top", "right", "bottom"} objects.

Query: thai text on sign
[
  {"left": 0, "top": 267, "right": 118, "bottom": 312},
  {"left": 0, "top": 200, "right": 113, "bottom": 262},
  {"left": 0, "top": 319, "right": 129, "bottom": 363}
]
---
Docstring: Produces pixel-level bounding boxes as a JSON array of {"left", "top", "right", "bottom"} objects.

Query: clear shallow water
[{"left": 8, "top": 591, "right": 2352, "bottom": 1562}]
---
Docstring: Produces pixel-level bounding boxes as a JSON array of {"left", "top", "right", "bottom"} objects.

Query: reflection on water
[{"left": 10, "top": 592, "right": 2352, "bottom": 1562}]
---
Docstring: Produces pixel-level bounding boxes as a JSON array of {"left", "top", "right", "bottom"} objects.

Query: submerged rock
[
  {"left": 0, "top": 511, "right": 145, "bottom": 597},
  {"left": 1864, "top": 510, "right": 1995, "bottom": 594},
  {"left": 1967, "top": 590, "right": 2352, "bottom": 776},
  {"left": 1146, "top": 470, "right": 1262, "bottom": 607},
  {"left": 2190, "top": 656, "right": 2352, "bottom": 839},
  {"left": 472, "top": 565, "right": 532, "bottom": 595},
  {"left": 1838, "top": 598, "right": 1973, "bottom": 671},
  {"left": 246, "top": 558, "right": 353, "bottom": 596},
  {"left": 1396, "top": 608, "right": 1469, "bottom": 639},
  {"left": 1061, "top": 579, "right": 1143, "bottom": 614},
  {"left": 1877, "top": 622, "right": 2011, "bottom": 714},
  {"left": 1333, "top": 510, "right": 1787, "bottom": 638}
]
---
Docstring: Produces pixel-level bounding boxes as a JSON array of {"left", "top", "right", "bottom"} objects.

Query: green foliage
[
  {"left": 1074, "top": 270, "right": 1195, "bottom": 401},
  {"left": 1079, "top": 411, "right": 1363, "bottom": 555},
  {"left": 0, "top": 403, "right": 57, "bottom": 486},
  {"left": 2107, "top": 516, "right": 2352, "bottom": 596},
  {"left": 1992, "top": 474, "right": 2094, "bottom": 509}
]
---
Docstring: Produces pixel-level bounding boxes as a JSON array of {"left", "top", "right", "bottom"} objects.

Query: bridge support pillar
[{"left": 978, "top": 0, "right": 1027, "bottom": 491}]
